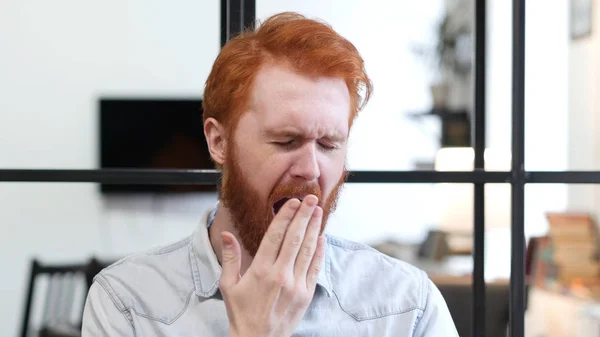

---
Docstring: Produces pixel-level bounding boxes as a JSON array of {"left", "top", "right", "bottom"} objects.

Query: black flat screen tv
[{"left": 99, "top": 98, "right": 217, "bottom": 193}]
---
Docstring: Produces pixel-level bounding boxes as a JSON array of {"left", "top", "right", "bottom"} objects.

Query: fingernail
[
  {"left": 289, "top": 198, "right": 301, "bottom": 210},
  {"left": 221, "top": 233, "right": 232, "bottom": 248},
  {"left": 306, "top": 195, "right": 318, "bottom": 206}
]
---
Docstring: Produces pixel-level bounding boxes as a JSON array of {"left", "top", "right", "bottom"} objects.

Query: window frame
[{"left": 3, "top": 1, "right": 598, "bottom": 336}]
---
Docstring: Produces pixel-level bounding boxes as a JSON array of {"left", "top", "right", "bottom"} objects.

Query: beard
[{"left": 219, "top": 145, "right": 347, "bottom": 257}]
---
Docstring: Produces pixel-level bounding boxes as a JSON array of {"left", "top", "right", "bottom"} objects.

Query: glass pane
[
  {"left": 0, "top": 2, "right": 220, "bottom": 169},
  {"left": 523, "top": 1, "right": 600, "bottom": 171},
  {"left": 564, "top": 0, "right": 600, "bottom": 173},
  {"left": 525, "top": 184, "right": 600, "bottom": 336},
  {"left": 257, "top": 1, "right": 449, "bottom": 171},
  {"left": 1, "top": 182, "right": 219, "bottom": 336}
]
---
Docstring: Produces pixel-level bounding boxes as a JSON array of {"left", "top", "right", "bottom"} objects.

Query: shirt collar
[{"left": 190, "top": 206, "right": 333, "bottom": 298}]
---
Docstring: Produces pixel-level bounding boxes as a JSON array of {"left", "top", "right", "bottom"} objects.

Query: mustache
[{"left": 269, "top": 183, "right": 322, "bottom": 204}]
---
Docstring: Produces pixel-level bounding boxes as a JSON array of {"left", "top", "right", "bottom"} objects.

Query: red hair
[{"left": 202, "top": 11, "right": 372, "bottom": 135}]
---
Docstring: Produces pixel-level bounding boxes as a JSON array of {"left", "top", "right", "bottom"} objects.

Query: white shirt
[{"left": 81, "top": 209, "right": 459, "bottom": 336}]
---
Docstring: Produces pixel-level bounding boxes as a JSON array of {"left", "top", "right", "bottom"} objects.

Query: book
[{"left": 544, "top": 212, "right": 600, "bottom": 287}]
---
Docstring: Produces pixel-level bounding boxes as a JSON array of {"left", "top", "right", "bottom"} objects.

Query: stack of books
[
  {"left": 546, "top": 212, "right": 600, "bottom": 284},
  {"left": 527, "top": 212, "right": 600, "bottom": 299}
]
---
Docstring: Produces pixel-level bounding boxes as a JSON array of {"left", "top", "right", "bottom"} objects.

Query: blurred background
[{"left": 1, "top": 0, "right": 599, "bottom": 336}]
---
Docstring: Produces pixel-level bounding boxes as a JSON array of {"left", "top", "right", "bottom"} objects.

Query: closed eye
[
  {"left": 273, "top": 140, "right": 296, "bottom": 148},
  {"left": 319, "top": 143, "right": 335, "bottom": 151},
  {"left": 318, "top": 141, "right": 338, "bottom": 151},
  {"left": 272, "top": 139, "right": 339, "bottom": 151}
]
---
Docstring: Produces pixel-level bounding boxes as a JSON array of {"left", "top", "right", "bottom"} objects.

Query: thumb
[{"left": 219, "top": 231, "right": 241, "bottom": 289}]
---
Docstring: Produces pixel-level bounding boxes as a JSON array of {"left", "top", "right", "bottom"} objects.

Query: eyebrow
[{"left": 264, "top": 128, "right": 346, "bottom": 142}]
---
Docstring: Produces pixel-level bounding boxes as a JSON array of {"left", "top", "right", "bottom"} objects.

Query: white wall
[{"left": 0, "top": 0, "right": 571, "bottom": 336}]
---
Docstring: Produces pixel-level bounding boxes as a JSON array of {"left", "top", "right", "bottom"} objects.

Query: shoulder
[
  {"left": 92, "top": 235, "right": 196, "bottom": 324},
  {"left": 324, "top": 235, "right": 431, "bottom": 320}
]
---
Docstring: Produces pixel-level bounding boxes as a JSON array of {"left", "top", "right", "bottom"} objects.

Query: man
[{"left": 82, "top": 12, "right": 458, "bottom": 336}]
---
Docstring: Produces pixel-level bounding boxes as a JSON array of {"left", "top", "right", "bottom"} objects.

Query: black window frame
[{"left": 3, "top": 1, "right": 600, "bottom": 336}]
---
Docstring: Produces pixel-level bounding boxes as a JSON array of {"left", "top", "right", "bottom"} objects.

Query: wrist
[
  {"left": 227, "top": 326, "right": 243, "bottom": 337},
  {"left": 228, "top": 327, "right": 265, "bottom": 337}
]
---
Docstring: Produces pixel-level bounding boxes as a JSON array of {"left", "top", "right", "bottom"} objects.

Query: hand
[{"left": 219, "top": 195, "right": 326, "bottom": 337}]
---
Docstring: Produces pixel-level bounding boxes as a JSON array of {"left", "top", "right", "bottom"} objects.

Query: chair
[
  {"left": 19, "top": 257, "right": 111, "bottom": 337},
  {"left": 435, "top": 279, "right": 510, "bottom": 337}
]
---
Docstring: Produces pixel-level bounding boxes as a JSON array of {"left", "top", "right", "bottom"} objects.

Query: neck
[{"left": 208, "top": 203, "right": 254, "bottom": 276}]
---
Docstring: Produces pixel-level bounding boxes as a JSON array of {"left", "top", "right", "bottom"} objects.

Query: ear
[{"left": 203, "top": 117, "right": 227, "bottom": 165}]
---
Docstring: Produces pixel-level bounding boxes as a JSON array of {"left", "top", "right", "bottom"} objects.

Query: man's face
[{"left": 220, "top": 64, "right": 350, "bottom": 257}]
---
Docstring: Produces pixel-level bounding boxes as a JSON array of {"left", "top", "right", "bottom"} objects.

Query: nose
[{"left": 290, "top": 143, "right": 321, "bottom": 182}]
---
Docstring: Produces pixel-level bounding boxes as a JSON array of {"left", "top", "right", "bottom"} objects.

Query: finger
[
  {"left": 253, "top": 198, "right": 302, "bottom": 265},
  {"left": 306, "top": 236, "right": 326, "bottom": 291},
  {"left": 219, "top": 231, "right": 242, "bottom": 291},
  {"left": 293, "top": 206, "right": 322, "bottom": 281},
  {"left": 274, "top": 195, "right": 318, "bottom": 270}
]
